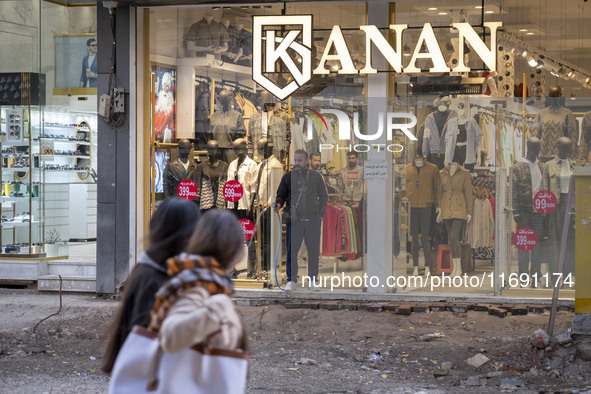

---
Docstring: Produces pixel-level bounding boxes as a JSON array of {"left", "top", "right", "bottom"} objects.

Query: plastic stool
[{"left": 435, "top": 244, "right": 453, "bottom": 275}]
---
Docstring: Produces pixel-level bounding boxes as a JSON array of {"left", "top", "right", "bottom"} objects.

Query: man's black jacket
[{"left": 275, "top": 167, "right": 328, "bottom": 220}]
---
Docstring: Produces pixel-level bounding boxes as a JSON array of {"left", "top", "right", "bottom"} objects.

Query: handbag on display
[{"left": 109, "top": 314, "right": 248, "bottom": 393}]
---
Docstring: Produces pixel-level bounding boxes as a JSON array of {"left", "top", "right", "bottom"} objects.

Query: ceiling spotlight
[
  {"left": 485, "top": 10, "right": 495, "bottom": 14},
  {"left": 428, "top": 7, "right": 438, "bottom": 11},
  {"left": 519, "top": 29, "right": 528, "bottom": 32},
  {"left": 586, "top": 77, "right": 591, "bottom": 84},
  {"left": 521, "top": 50, "right": 528, "bottom": 57},
  {"left": 567, "top": 70, "right": 574, "bottom": 78},
  {"left": 526, "top": 32, "right": 534, "bottom": 35},
  {"left": 527, "top": 57, "right": 538, "bottom": 67},
  {"left": 438, "top": 12, "right": 448, "bottom": 15},
  {"left": 536, "top": 62, "right": 544, "bottom": 69}
]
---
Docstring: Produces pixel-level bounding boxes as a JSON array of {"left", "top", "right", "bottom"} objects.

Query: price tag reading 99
[
  {"left": 223, "top": 180, "right": 244, "bottom": 203},
  {"left": 533, "top": 190, "right": 557, "bottom": 214},
  {"left": 176, "top": 179, "right": 198, "bottom": 200},
  {"left": 239, "top": 218, "right": 255, "bottom": 241},
  {"left": 513, "top": 227, "right": 538, "bottom": 251}
]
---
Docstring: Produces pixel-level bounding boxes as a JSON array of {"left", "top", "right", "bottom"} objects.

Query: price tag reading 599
[
  {"left": 223, "top": 180, "right": 244, "bottom": 203},
  {"left": 533, "top": 190, "right": 557, "bottom": 214},
  {"left": 177, "top": 179, "right": 197, "bottom": 200},
  {"left": 513, "top": 227, "right": 538, "bottom": 251}
]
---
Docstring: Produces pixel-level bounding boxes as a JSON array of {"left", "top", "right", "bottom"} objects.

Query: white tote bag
[{"left": 109, "top": 326, "right": 248, "bottom": 394}]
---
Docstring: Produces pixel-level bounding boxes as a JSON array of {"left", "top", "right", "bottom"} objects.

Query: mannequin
[
  {"left": 209, "top": 89, "right": 247, "bottom": 164},
  {"left": 542, "top": 137, "right": 575, "bottom": 278},
  {"left": 248, "top": 91, "right": 287, "bottom": 160},
  {"left": 253, "top": 138, "right": 283, "bottom": 273},
  {"left": 227, "top": 138, "right": 258, "bottom": 278},
  {"left": 196, "top": 140, "right": 228, "bottom": 211},
  {"left": 184, "top": 12, "right": 229, "bottom": 57},
  {"left": 437, "top": 161, "right": 472, "bottom": 277},
  {"left": 511, "top": 137, "right": 545, "bottom": 283},
  {"left": 164, "top": 139, "right": 198, "bottom": 198},
  {"left": 581, "top": 110, "right": 591, "bottom": 163},
  {"left": 406, "top": 153, "right": 439, "bottom": 276},
  {"left": 422, "top": 97, "right": 457, "bottom": 170},
  {"left": 533, "top": 86, "right": 579, "bottom": 162},
  {"left": 444, "top": 98, "right": 483, "bottom": 171}
]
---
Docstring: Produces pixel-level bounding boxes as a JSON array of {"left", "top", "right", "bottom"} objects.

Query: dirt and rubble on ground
[{"left": 0, "top": 288, "right": 590, "bottom": 393}]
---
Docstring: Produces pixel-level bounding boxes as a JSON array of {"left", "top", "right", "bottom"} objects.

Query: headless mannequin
[
  {"left": 512, "top": 137, "right": 544, "bottom": 281},
  {"left": 185, "top": 12, "right": 228, "bottom": 56},
  {"left": 437, "top": 161, "right": 471, "bottom": 277},
  {"left": 424, "top": 97, "right": 454, "bottom": 170},
  {"left": 535, "top": 86, "right": 579, "bottom": 161},
  {"left": 253, "top": 138, "right": 281, "bottom": 273},
  {"left": 164, "top": 139, "right": 197, "bottom": 198},
  {"left": 546, "top": 137, "right": 575, "bottom": 277},
  {"left": 407, "top": 154, "right": 437, "bottom": 277},
  {"left": 210, "top": 90, "right": 246, "bottom": 164},
  {"left": 196, "top": 139, "right": 228, "bottom": 210}
]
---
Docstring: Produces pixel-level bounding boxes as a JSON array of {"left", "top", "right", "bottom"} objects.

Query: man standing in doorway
[
  {"left": 80, "top": 38, "right": 97, "bottom": 88},
  {"left": 274, "top": 149, "right": 328, "bottom": 291}
]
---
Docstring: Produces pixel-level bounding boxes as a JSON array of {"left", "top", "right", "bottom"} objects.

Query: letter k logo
[{"left": 253, "top": 15, "right": 312, "bottom": 100}]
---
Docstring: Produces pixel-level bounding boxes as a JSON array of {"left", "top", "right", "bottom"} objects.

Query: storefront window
[
  {"left": 0, "top": 1, "right": 97, "bottom": 286},
  {"left": 144, "top": 1, "right": 589, "bottom": 295}
]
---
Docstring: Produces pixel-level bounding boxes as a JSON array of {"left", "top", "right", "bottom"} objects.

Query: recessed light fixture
[
  {"left": 519, "top": 29, "right": 528, "bottom": 32},
  {"left": 526, "top": 32, "right": 534, "bottom": 35},
  {"left": 485, "top": 10, "right": 494, "bottom": 14},
  {"left": 428, "top": 7, "right": 438, "bottom": 11},
  {"left": 438, "top": 12, "right": 448, "bottom": 15},
  {"left": 586, "top": 77, "right": 590, "bottom": 84},
  {"left": 528, "top": 57, "right": 538, "bottom": 67},
  {"left": 522, "top": 50, "right": 528, "bottom": 57},
  {"left": 475, "top": 6, "right": 483, "bottom": 9}
]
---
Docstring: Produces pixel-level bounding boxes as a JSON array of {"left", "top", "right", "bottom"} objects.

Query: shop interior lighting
[
  {"left": 527, "top": 57, "right": 538, "bottom": 67},
  {"left": 526, "top": 32, "right": 534, "bottom": 35},
  {"left": 519, "top": 29, "right": 528, "bottom": 32},
  {"left": 428, "top": 7, "right": 438, "bottom": 11},
  {"left": 475, "top": 6, "right": 483, "bottom": 9},
  {"left": 438, "top": 12, "right": 448, "bottom": 15},
  {"left": 586, "top": 77, "right": 591, "bottom": 84},
  {"left": 485, "top": 10, "right": 495, "bottom": 14},
  {"left": 521, "top": 50, "right": 528, "bottom": 57}
]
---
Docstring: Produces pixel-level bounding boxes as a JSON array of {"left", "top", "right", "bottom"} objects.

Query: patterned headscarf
[{"left": 152, "top": 253, "right": 234, "bottom": 314}]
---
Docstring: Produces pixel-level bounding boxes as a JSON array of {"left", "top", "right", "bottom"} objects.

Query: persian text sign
[
  {"left": 177, "top": 179, "right": 197, "bottom": 200},
  {"left": 533, "top": 190, "right": 557, "bottom": 214},
  {"left": 514, "top": 227, "right": 538, "bottom": 251},
  {"left": 223, "top": 180, "right": 244, "bottom": 203},
  {"left": 240, "top": 219, "right": 255, "bottom": 241}
]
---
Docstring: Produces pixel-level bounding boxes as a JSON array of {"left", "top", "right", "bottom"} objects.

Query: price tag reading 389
[
  {"left": 223, "top": 180, "right": 244, "bottom": 203},
  {"left": 533, "top": 190, "right": 557, "bottom": 214}
]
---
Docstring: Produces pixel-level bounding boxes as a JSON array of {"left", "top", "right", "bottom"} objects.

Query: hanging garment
[
  {"left": 471, "top": 198, "right": 494, "bottom": 248},
  {"left": 338, "top": 164, "right": 364, "bottom": 202},
  {"left": 255, "top": 156, "right": 283, "bottom": 205}
]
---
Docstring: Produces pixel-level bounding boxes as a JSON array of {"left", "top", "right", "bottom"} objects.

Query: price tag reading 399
[
  {"left": 513, "top": 227, "right": 538, "bottom": 251},
  {"left": 533, "top": 190, "right": 557, "bottom": 214},
  {"left": 177, "top": 179, "right": 197, "bottom": 201},
  {"left": 223, "top": 180, "right": 244, "bottom": 203}
]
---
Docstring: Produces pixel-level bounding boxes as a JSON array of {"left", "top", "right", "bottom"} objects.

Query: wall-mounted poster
[
  {"left": 54, "top": 34, "right": 97, "bottom": 95},
  {"left": 154, "top": 151, "right": 169, "bottom": 193},
  {"left": 152, "top": 66, "right": 176, "bottom": 143}
]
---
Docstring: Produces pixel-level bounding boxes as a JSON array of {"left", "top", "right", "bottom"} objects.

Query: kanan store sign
[{"left": 253, "top": 15, "right": 502, "bottom": 100}]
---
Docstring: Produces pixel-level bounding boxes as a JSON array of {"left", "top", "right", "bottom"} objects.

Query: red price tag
[
  {"left": 239, "top": 219, "right": 255, "bottom": 241},
  {"left": 223, "top": 180, "right": 244, "bottom": 203},
  {"left": 513, "top": 227, "right": 538, "bottom": 251},
  {"left": 177, "top": 179, "right": 197, "bottom": 200},
  {"left": 533, "top": 190, "right": 557, "bottom": 214}
]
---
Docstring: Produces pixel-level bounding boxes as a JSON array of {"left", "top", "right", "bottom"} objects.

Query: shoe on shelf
[{"left": 284, "top": 281, "right": 296, "bottom": 292}]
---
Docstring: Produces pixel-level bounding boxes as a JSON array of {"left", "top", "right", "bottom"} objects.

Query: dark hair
[
  {"left": 102, "top": 197, "right": 200, "bottom": 374},
  {"left": 145, "top": 197, "right": 201, "bottom": 264},
  {"left": 294, "top": 149, "right": 308, "bottom": 159},
  {"left": 310, "top": 152, "right": 321, "bottom": 159},
  {"left": 87, "top": 38, "right": 96, "bottom": 46},
  {"left": 185, "top": 209, "right": 244, "bottom": 269},
  {"left": 347, "top": 151, "right": 359, "bottom": 158}
]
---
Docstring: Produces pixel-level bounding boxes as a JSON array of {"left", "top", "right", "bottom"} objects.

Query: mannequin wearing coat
[{"left": 437, "top": 161, "right": 473, "bottom": 277}]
